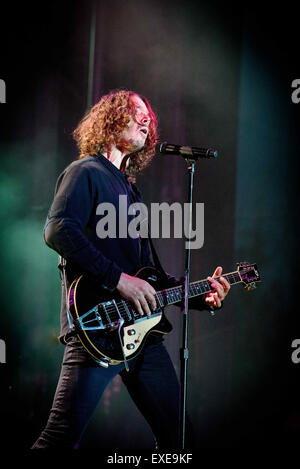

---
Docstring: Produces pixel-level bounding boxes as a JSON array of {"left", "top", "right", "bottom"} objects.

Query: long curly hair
[{"left": 72, "top": 90, "right": 158, "bottom": 178}]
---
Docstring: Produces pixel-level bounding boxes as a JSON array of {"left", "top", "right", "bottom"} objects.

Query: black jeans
[{"left": 31, "top": 337, "right": 184, "bottom": 449}]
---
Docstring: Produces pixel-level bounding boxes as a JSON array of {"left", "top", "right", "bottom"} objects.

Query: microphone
[{"left": 159, "top": 142, "right": 218, "bottom": 159}]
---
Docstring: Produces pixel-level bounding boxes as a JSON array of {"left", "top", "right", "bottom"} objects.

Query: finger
[
  {"left": 209, "top": 279, "right": 226, "bottom": 302},
  {"left": 205, "top": 293, "right": 220, "bottom": 308},
  {"left": 208, "top": 277, "right": 224, "bottom": 296},
  {"left": 212, "top": 266, "right": 222, "bottom": 278},
  {"left": 214, "top": 292, "right": 222, "bottom": 308},
  {"left": 205, "top": 295, "right": 214, "bottom": 305},
  {"left": 212, "top": 277, "right": 230, "bottom": 300},
  {"left": 219, "top": 276, "right": 230, "bottom": 293},
  {"left": 139, "top": 295, "right": 152, "bottom": 317},
  {"left": 142, "top": 281, "right": 156, "bottom": 297},
  {"left": 205, "top": 293, "right": 215, "bottom": 305},
  {"left": 133, "top": 298, "right": 144, "bottom": 316},
  {"left": 206, "top": 292, "right": 221, "bottom": 307},
  {"left": 145, "top": 291, "right": 157, "bottom": 310}
]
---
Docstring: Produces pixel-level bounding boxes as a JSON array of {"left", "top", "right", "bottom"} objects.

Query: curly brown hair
[{"left": 72, "top": 90, "right": 158, "bottom": 177}]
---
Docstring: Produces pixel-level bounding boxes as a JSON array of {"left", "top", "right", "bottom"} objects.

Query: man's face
[{"left": 119, "top": 94, "right": 151, "bottom": 154}]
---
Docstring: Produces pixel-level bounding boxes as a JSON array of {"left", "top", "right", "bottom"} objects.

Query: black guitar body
[{"left": 68, "top": 267, "right": 173, "bottom": 365}]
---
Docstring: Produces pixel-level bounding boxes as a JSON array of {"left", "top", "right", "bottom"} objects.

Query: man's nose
[{"left": 142, "top": 115, "right": 150, "bottom": 125}]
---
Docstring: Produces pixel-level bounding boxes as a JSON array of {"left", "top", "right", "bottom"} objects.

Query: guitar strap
[
  {"left": 128, "top": 180, "right": 168, "bottom": 281},
  {"left": 147, "top": 235, "right": 168, "bottom": 281},
  {"left": 58, "top": 256, "right": 75, "bottom": 335}
]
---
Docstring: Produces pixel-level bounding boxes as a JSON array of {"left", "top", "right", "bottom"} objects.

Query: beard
[{"left": 116, "top": 134, "right": 145, "bottom": 154}]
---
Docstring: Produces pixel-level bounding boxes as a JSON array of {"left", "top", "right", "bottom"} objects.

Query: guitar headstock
[{"left": 237, "top": 262, "right": 261, "bottom": 291}]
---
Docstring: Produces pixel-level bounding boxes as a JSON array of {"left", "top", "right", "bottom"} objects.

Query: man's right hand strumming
[{"left": 116, "top": 273, "right": 157, "bottom": 317}]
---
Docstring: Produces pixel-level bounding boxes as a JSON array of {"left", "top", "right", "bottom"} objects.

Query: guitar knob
[
  {"left": 126, "top": 343, "right": 135, "bottom": 350},
  {"left": 128, "top": 329, "right": 136, "bottom": 336}
]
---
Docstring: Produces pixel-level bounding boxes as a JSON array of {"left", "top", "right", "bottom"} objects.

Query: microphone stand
[
  {"left": 159, "top": 141, "right": 217, "bottom": 448},
  {"left": 179, "top": 156, "right": 196, "bottom": 450}
]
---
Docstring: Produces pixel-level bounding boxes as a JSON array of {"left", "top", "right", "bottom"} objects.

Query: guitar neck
[{"left": 156, "top": 271, "right": 242, "bottom": 307}]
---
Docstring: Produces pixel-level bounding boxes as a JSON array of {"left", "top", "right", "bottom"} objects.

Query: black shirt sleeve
[{"left": 44, "top": 163, "right": 123, "bottom": 291}]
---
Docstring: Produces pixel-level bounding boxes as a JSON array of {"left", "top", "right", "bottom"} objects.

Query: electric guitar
[{"left": 67, "top": 262, "right": 260, "bottom": 368}]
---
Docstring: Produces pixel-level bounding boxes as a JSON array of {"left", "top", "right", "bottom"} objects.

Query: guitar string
[
  {"left": 84, "top": 273, "right": 242, "bottom": 326},
  {"left": 89, "top": 274, "right": 242, "bottom": 325}
]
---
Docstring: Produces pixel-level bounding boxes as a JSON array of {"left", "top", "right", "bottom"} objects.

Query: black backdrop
[{"left": 0, "top": 0, "right": 299, "bottom": 453}]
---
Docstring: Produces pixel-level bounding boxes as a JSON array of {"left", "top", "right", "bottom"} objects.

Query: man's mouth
[{"left": 139, "top": 126, "right": 148, "bottom": 136}]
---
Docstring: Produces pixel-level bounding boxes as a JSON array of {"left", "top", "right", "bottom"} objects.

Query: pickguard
[{"left": 122, "top": 314, "right": 162, "bottom": 357}]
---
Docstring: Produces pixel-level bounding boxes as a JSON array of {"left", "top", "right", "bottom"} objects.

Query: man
[{"left": 32, "top": 89, "right": 230, "bottom": 449}]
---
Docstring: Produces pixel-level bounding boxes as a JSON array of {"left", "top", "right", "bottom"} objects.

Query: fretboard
[{"left": 155, "top": 271, "right": 241, "bottom": 307}]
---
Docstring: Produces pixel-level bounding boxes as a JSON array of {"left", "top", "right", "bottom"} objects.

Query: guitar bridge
[{"left": 76, "top": 305, "right": 105, "bottom": 331}]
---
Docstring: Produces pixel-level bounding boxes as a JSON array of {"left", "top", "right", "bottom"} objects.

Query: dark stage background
[{"left": 0, "top": 0, "right": 299, "bottom": 452}]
